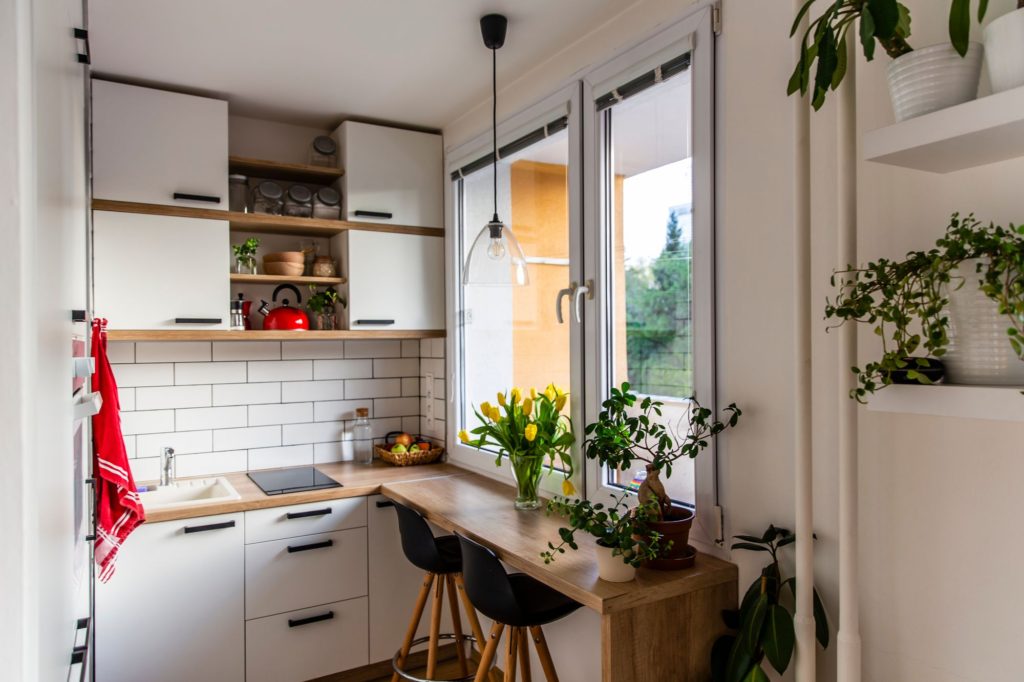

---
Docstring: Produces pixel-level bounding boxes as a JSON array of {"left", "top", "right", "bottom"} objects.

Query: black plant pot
[{"left": 887, "top": 357, "right": 945, "bottom": 385}]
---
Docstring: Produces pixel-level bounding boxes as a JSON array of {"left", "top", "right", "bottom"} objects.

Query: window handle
[
  {"left": 555, "top": 284, "right": 576, "bottom": 324},
  {"left": 574, "top": 280, "right": 593, "bottom": 323}
]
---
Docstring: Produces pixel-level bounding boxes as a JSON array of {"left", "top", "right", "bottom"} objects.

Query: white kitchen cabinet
[
  {"left": 96, "top": 513, "right": 244, "bottom": 682},
  {"left": 93, "top": 210, "right": 229, "bottom": 329},
  {"left": 338, "top": 231, "right": 445, "bottom": 330},
  {"left": 92, "top": 80, "right": 228, "bottom": 208},
  {"left": 333, "top": 121, "right": 443, "bottom": 228}
]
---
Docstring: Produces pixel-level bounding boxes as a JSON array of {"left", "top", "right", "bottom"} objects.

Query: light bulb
[{"left": 487, "top": 236, "right": 506, "bottom": 260}]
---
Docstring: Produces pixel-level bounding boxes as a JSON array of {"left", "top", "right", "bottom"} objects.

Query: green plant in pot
[
  {"left": 232, "top": 237, "right": 260, "bottom": 274},
  {"left": 710, "top": 526, "right": 830, "bottom": 682},
  {"left": 826, "top": 213, "right": 1024, "bottom": 401},
  {"left": 306, "top": 286, "right": 343, "bottom": 330}
]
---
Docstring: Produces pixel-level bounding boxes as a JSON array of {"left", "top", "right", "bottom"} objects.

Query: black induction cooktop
[{"left": 247, "top": 466, "right": 342, "bottom": 496}]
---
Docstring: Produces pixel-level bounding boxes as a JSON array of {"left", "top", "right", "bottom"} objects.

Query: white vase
[
  {"left": 595, "top": 543, "right": 636, "bottom": 583},
  {"left": 984, "top": 9, "right": 1024, "bottom": 93},
  {"left": 944, "top": 259, "right": 1024, "bottom": 386},
  {"left": 887, "top": 42, "right": 983, "bottom": 121}
]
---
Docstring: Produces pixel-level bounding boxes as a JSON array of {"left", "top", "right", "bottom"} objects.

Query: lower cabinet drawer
[
  {"left": 246, "top": 527, "right": 368, "bottom": 619},
  {"left": 245, "top": 597, "right": 369, "bottom": 682}
]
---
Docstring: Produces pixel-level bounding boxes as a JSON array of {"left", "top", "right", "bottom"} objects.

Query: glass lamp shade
[{"left": 462, "top": 219, "right": 529, "bottom": 286}]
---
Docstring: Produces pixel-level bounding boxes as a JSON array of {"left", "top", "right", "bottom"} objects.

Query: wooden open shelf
[
  {"left": 92, "top": 199, "right": 444, "bottom": 238},
  {"left": 106, "top": 329, "right": 446, "bottom": 341},
  {"left": 229, "top": 273, "right": 345, "bottom": 287},
  {"left": 228, "top": 155, "right": 343, "bottom": 184}
]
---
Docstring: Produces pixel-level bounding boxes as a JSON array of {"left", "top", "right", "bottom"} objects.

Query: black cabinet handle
[
  {"left": 287, "top": 539, "right": 334, "bottom": 553},
  {"left": 288, "top": 611, "right": 334, "bottom": 628},
  {"left": 74, "top": 28, "right": 90, "bottom": 65},
  {"left": 354, "top": 319, "right": 395, "bottom": 326},
  {"left": 173, "top": 192, "right": 221, "bottom": 204},
  {"left": 72, "top": 309, "right": 87, "bottom": 322},
  {"left": 286, "top": 507, "right": 332, "bottom": 520},
  {"left": 353, "top": 210, "right": 393, "bottom": 219},
  {"left": 184, "top": 520, "right": 236, "bottom": 534},
  {"left": 375, "top": 500, "right": 395, "bottom": 508},
  {"left": 175, "top": 318, "right": 222, "bottom": 324}
]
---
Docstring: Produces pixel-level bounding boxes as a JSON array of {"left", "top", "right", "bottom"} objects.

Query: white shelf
[
  {"left": 864, "top": 85, "right": 1024, "bottom": 173},
  {"left": 866, "top": 384, "right": 1024, "bottom": 422}
]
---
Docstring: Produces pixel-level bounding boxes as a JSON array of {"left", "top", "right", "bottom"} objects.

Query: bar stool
[
  {"left": 390, "top": 500, "right": 497, "bottom": 682},
  {"left": 456, "top": 534, "right": 582, "bottom": 682}
]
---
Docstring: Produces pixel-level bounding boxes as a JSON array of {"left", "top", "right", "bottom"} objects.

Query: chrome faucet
[{"left": 160, "top": 447, "right": 176, "bottom": 486}]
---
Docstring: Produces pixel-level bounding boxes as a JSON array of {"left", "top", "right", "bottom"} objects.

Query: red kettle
[{"left": 259, "top": 284, "right": 310, "bottom": 331}]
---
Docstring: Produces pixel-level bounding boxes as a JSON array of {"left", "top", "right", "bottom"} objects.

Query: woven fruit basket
[{"left": 376, "top": 433, "right": 444, "bottom": 466}]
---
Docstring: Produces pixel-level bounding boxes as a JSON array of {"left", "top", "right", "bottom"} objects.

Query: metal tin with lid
[
  {"left": 282, "top": 184, "right": 313, "bottom": 217},
  {"left": 312, "top": 186, "right": 342, "bottom": 220},
  {"left": 310, "top": 135, "right": 337, "bottom": 167},
  {"left": 250, "top": 180, "right": 284, "bottom": 215}
]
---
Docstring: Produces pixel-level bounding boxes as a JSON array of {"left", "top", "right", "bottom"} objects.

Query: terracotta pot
[{"left": 642, "top": 506, "right": 697, "bottom": 571}]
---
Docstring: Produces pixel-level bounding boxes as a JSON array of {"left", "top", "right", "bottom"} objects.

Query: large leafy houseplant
[
  {"left": 826, "top": 213, "right": 1024, "bottom": 401},
  {"left": 711, "top": 526, "right": 830, "bottom": 682},
  {"left": 459, "top": 385, "right": 575, "bottom": 510},
  {"left": 789, "top": 0, "right": 989, "bottom": 110}
]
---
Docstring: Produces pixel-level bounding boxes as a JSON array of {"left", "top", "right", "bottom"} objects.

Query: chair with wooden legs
[
  {"left": 456, "top": 534, "right": 582, "bottom": 682},
  {"left": 390, "top": 500, "right": 498, "bottom": 682}
]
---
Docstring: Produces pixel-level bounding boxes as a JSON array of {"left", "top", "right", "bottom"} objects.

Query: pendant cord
[{"left": 492, "top": 46, "right": 498, "bottom": 220}]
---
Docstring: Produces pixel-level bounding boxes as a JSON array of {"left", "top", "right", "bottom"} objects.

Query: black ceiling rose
[{"left": 480, "top": 14, "right": 507, "bottom": 50}]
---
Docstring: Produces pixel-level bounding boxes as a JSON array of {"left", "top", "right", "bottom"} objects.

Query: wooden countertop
[{"left": 379, "top": 473, "right": 738, "bottom": 615}]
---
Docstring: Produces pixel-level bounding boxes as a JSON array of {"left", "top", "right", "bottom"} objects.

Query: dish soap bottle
[{"left": 353, "top": 408, "right": 372, "bottom": 464}]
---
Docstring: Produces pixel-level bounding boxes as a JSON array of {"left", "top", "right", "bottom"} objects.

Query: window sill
[{"left": 865, "top": 384, "right": 1024, "bottom": 422}]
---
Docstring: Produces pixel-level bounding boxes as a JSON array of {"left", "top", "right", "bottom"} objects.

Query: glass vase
[
  {"left": 509, "top": 453, "right": 544, "bottom": 511},
  {"left": 234, "top": 257, "right": 257, "bottom": 275},
  {"left": 315, "top": 312, "right": 338, "bottom": 331}
]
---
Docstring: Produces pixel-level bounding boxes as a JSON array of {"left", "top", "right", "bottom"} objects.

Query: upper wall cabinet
[
  {"left": 333, "top": 121, "right": 443, "bottom": 229},
  {"left": 92, "top": 80, "right": 228, "bottom": 208}
]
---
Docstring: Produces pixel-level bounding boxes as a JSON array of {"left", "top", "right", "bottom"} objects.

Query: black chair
[
  {"left": 389, "top": 500, "right": 496, "bottom": 682},
  {"left": 457, "top": 534, "right": 581, "bottom": 682}
]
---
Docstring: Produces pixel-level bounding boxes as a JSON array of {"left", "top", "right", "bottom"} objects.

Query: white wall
[{"left": 228, "top": 115, "right": 328, "bottom": 165}]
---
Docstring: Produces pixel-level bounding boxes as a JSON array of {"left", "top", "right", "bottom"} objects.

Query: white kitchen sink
[{"left": 139, "top": 477, "right": 241, "bottom": 511}]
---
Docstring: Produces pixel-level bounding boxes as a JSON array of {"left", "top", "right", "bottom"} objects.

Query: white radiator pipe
[
  {"left": 792, "top": 1, "right": 815, "bottom": 679},
  {"left": 836, "top": 34, "right": 863, "bottom": 682}
]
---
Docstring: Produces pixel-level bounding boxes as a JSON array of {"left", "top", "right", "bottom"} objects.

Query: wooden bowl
[
  {"left": 263, "top": 251, "right": 304, "bottom": 264},
  {"left": 263, "top": 261, "right": 305, "bottom": 276}
]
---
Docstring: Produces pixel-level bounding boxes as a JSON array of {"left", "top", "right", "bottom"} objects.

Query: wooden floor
[{"left": 313, "top": 645, "right": 499, "bottom": 682}]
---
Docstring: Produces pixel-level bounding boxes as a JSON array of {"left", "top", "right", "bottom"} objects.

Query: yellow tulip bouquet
[{"left": 459, "top": 385, "right": 575, "bottom": 510}]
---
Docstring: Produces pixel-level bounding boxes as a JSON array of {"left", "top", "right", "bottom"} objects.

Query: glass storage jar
[
  {"left": 310, "top": 135, "right": 337, "bottom": 167},
  {"left": 228, "top": 174, "right": 249, "bottom": 212},
  {"left": 312, "top": 256, "right": 337, "bottom": 278},
  {"left": 250, "top": 180, "right": 284, "bottom": 215},
  {"left": 352, "top": 408, "right": 372, "bottom": 464},
  {"left": 282, "top": 184, "right": 313, "bottom": 218},
  {"left": 312, "top": 187, "right": 341, "bottom": 220}
]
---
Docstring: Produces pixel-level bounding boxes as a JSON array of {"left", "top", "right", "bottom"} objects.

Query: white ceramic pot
[
  {"left": 887, "top": 42, "right": 983, "bottom": 121},
  {"left": 595, "top": 543, "right": 636, "bottom": 583},
  {"left": 944, "top": 259, "right": 1024, "bottom": 385},
  {"left": 984, "top": 9, "right": 1024, "bottom": 93}
]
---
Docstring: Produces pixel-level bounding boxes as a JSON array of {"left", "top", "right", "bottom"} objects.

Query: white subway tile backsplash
[
  {"left": 118, "top": 387, "right": 135, "bottom": 412},
  {"left": 313, "top": 400, "right": 368, "bottom": 423},
  {"left": 402, "top": 340, "right": 420, "bottom": 358},
  {"left": 113, "top": 363, "right": 174, "bottom": 388},
  {"left": 401, "top": 416, "right": 420, "bottom": 436},
  {"left": 135, "top": 430, "right": 213, "bottom": 459},
  {"left": 175, "top": 406, "right": 247, "bottom": 431},
  {"left": 248, "top": 402, "right": 313, "bottom": 426},
  {"left": 313, "top": 440, "right": 354, "bottom": 464},
  {"left": 175, "top": 362, "right": 247, "bottom": 385},
  {"left": 247, "top": 444, "right": 314, "bottom": 470},
  {"left": 345, "top": 340, "right": 401, "bottom": 359},
  {"left": 313, "top": 359, "right": 373, "bottom": 380},
  {"left": 281, "top": 380, "right": 345, "bottom": 403},
  {"left": 373, "top": 358, "right": 419, "bottom": 378},
  {"left": 281, "top": 341, "right": 346, "bottom": 360},
  {"left": 402, "top": 378, "right": 420, "bottom": 397},
  {"left": 213, "top": 382, "right": 280, "bottom": 406},
  {"left": 247, "top": 360, "right": 312, "bottom": 382},
  {"left": 420, "top": 358, "right": 444, "bottom": 377},
  {"left": 135, "top": 385, "right": 211, "bottom": 411},
  {"left": 427, "top": 338, "right": 445, "bottom": 358},
  {"left": 107, "top": 342, "right": 135, "bottom": 364},
  {"left": 135, "top": 342, "right": 211, "bottom": 363},
  {"left": 345, "top": 378, "right": 401, "bottom": 399},
  {"left": 123, "top": 435, "right": 136, "bottom": 458},
  {"left": 120, "top": 410, "right": 175, "bottom": 435},
  {"left": 175, "top": 450, "right": 247, "bottom": 478},
  {"left": 282, "top": 421, "right": 346, "bottom": 445},
  {"left": 370, "top": 417, "right": 404, "bottom": 439},
  {"left": 213, "top": 425, "right": 280, "bottom": 451},
  {"left": 212, "top": 341, "right": 281, "bottom": 361},
  {"left": 373, "top": 397, "right": 420, "bottom": 419},
  {"left": 131, "top": 457, "right": 160, "bottom": 483}
]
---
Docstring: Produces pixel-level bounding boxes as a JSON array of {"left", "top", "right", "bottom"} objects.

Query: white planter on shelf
[
  {"left": 595, "top": 543, "right": 636, "bottom": 583},
  {"left": 984, "top": 9, "right": 1024, "bottom": 93},
  {"left": 887, "top": 43, "right": 983, "bottom": 121},
  {"left": 944, "top": 259, "right": 1024, "bottom": 386}
]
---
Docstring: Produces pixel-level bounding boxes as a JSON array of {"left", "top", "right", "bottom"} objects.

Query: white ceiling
[{"left": 89, "top": 0, "right": 634, "bottom": 131}]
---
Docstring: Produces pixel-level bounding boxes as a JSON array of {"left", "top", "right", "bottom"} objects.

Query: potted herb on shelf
[
  {"left": 459, "top": 385, "right": 575, "bottom": 510},
  {"left": 306, "top": 286, "right": 343, "bottom": 330},
  {"left": 232, "top": 237, "right": 260, "bottom": 275},
  {"left": 826, "top": 213, "right": 1024, "bottom": 400},
  {"left": 790, "top": 0, "right": 988, "bottom": 120}
]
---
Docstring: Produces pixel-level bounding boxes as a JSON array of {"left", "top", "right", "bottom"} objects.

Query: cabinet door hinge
[{"left": 712, "top": 4, "right": 722, "bottom": 35}]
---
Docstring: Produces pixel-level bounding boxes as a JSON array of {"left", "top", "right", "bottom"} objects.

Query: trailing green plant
[
  {"left": 306, "top": 286, "right": 342, "bottom": 314},
  {"left": 231, "top": 237, "right": 260, "bottom": 262},
  {"left": 583, "top": 383, "right": 740, "bottom": 518},
  {"left": 789, "top": 0, "right": 990, "bottom": 110},
  {"left": 540, "top": 490, "right": 665, "bottom": 567},
  {"left": 711, "top": 526, "right": 830, "bottom": 682},
  {"left": 826, "top": 213, "right": 1024, "bottom": 402}
]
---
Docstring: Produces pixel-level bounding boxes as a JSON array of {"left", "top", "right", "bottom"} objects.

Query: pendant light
[{"left": 462, "top": 13, "right": 529, "bottom": 287}]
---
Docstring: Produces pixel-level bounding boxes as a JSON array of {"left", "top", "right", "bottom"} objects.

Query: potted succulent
[
  {"left": 232, "top": 237, "right": 260, "bottom": 274},
  {"left": 790, "top": 0, "right": 988, "bottom": 120},
  {"left": 826, "top": 213, "right": 1024, "bottom": 400},
  {"left": 984, "top": 1, "right": 1024, "bottom": 93},
  {"left": 306, "top": 286, "right": 343, "bottom": 330},
  {"left": 459, "top": 385, "right": 575, "bottom": 510}
]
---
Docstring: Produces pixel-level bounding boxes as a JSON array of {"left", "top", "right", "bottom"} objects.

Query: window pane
[
  {"left": 459, "top": 130, "right": 572, "bottom": 462},
  {"left": 603, "top": 69, "right": 696, "bottom": 503}
]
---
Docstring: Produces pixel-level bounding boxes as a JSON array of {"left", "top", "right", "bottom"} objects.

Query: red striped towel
[{"left": 92, "top": 319, "right": 145, "bottom": 582}]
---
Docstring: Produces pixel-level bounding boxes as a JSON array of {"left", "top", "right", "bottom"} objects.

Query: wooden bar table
[{"left": 381, "top": 472, "right": 738, "bottom": 682}]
